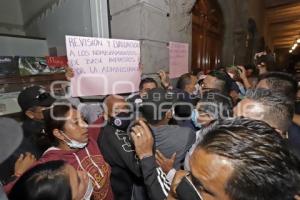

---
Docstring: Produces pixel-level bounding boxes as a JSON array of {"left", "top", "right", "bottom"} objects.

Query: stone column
[{"left": 109, "top": 0, "right": 195, "bottom": 74}]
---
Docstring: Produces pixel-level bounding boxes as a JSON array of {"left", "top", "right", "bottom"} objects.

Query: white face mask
[
  {"left": 82, "top": 177, "right": 94, "bottom": 200},
  {"left": 191, "top": 109, "right": 202, "bottom": 129},
  {"left": 61, "top": 132, "right": 87, "bottom": 149}
]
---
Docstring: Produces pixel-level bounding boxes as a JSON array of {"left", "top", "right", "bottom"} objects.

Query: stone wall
[
  {"left": 215, "top": 0, "right": 265, "bottom": 66},
  {"left": 109, "top": 0, "right": 266, "bottom": 73},
  {"left": 109, "top": 0, "right": 193, "bottom": 74}
]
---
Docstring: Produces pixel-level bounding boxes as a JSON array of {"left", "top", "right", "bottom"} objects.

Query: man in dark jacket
[{"left": 98, "top": 95, "right": 170, "bottom": 200}]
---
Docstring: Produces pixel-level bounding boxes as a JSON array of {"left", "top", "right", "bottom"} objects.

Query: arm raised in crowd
[
  {"left": 65, "top": 66, "right": 75, "bottom": 81},
  {"left": 64, "top": 66, "right": 103, "bottom": 124},
  {"left": 131, "top": 120, "right": 171, "bottom": 200},
  {"left": 100, "top": 125, "right": 143, "bottom": 178},
  {"left": 238, "top": 65, "right": 252, "bottom": 89},
  {"left": 159, "top": 70, "right": 173, "bottom": 90}
]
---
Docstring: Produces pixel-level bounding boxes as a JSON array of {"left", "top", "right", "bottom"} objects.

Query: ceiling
[
  {"left": 0, "top": 0, "right": 57, "bottom": 26},
  {"left": 264, "top": 0, "right": 300, "bottom": 8},
  {"left": 19, "top": 0, "right": 57, "bottom": 26},
  {"left": 265, "top": 1, "right": 300, "bottom": 50},
  {"left": 0, "top": 0, "right": 23, "bottom": 25}
]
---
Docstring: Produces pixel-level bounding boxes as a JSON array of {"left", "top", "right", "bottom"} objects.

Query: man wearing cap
[
  {"left": 0, "top": 86, "right": 54, "bottom": 184},
  {"left": 17, "top": 86, "right": 56, "bottom": 156}
]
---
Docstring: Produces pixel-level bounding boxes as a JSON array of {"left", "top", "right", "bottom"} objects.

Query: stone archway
[{"left": 191, "top": 0, "right": 251, "bottom": 70}]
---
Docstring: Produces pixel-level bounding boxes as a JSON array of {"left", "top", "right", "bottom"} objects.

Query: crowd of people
[{"left": 0, "top": 55, "right": 300, "bottom": 200}]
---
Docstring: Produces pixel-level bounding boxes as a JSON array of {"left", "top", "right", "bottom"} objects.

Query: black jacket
[{"left": 98, "top": 123, "right": 169, "bottom": 200}]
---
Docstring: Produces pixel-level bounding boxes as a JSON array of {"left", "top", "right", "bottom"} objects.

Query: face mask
[
  {"left": 82, "top": 177, "right": 94, "bottom": 200},
  {"left": 191, "top": 109, "right": 202, "bottom": 129},
  {"left": 110, "top": 112, "right": 132, "bottom": 131},
  {"left": 62, "top": 132, "right": 87, "bottom": 149},
  {"left": 23, "top": 120, "right": 45, "bottom": 138},
  {"left": 176, "top": 176, "right": 203, "bottom": 200}
]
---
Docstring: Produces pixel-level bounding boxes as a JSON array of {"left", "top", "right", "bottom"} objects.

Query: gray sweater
[{"left": 151, "top": 125, "right": 196, "bottom": 169}]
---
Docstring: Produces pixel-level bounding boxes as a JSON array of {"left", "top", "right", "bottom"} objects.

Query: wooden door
[{"left": 192, "top": 0, "right": 224, "bottom": 73}]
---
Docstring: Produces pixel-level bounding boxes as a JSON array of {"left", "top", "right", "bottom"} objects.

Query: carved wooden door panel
[{"left": 192, "top": 0, "right": 223, "bottom": 73}]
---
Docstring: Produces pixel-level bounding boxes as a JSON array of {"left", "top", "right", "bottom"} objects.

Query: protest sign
[
  {"left": 169, "top": 42, "right": 189, "bottom": 78},
  {"left": 66, "top": 36, "right": 141, "bottom": 97}
]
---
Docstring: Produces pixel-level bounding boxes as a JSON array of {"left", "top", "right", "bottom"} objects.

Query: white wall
[
  {"left": 24, "top": 0, "right": 93, "bottom": 55},
  {"left": 0, "top": 35, "right": 48, "bottom": 56}
]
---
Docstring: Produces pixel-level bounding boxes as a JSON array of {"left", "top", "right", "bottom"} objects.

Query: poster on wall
[
  {"left": 169, "top": 42, "right": 189, "bottom": 78},
  {"left": 46, "top": 56, "right": 68, "bottom": 68},
  {"left": 18, "top": 57, "right": 66, "bottom": 76},
  {"left": 46, "top": 56, "right": 67, "bottom": 73},
  {"left": 0, "top": 56, "right": 19, "bottom": 76},
  {"left": 66, "top": 35, "right": 141, "bottom": 97}
]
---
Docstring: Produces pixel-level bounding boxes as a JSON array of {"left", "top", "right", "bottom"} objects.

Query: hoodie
[
  {"left": 98, "top": 123, "right": 144, "bottom": 200},
  {"left": 98, "top": 123, "right": 172, "bottom": 200},
  {"left": 39, "top": 118, "right": 113, "bottom": 200}
]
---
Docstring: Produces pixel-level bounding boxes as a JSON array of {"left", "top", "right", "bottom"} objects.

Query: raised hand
[
  {"left": 130, "top": 120, "right": 154, "bottom": 160},
  {"left": 14, "top": 152, "right": 37, "bottom": 177},
  {"left": 155, "top": 150, "right": 176, "bottom": 174},
  {"left": 65, "top": 66, "right": 75, "bottom": 81},
  {"left": 158, "top": 70, "right": 171, "bottom": 89}
]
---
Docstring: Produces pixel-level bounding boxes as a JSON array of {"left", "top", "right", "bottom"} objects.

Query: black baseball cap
[
  {"left": 140, "top": 88, "right": 177, "bottom": 124},
  {"left": 0, "top": 118, "right": 23, "bottom": 163},
  {"left": 18, "top": 86, "right": 55, "bottom": 112}
]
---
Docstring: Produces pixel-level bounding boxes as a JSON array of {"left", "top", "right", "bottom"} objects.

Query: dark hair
[
  {"left": 176, "top": 73, "right": 194, "bottom": 90},
  {"left": 258, "top": 72, "right": 298, "bottom": 101},
  {"left": 139, "top": 78, "right": 158, "bottom": 90},
  {"left": 140, "top": 88, "right": 176, "bottom": 125},
  {"left": 196, "top": 117, "right": 300, "bottom": 200},
  {"left": 9, "top": 160, "right": 72, "bottom": 200},
  {"left": 245, "top": 64, "right": 259, "bottom": 76},
  {"left": 255, "top": 54, "right": 275, "bottom": 71},
  {"left": 197, "top": 90, "right": 233, "bottom": 120},
  {"left": 207, "top": 70, "right": 231, "bottom": 94},
  {"left": 245, "top": 88, "right": 294, "bottom": 132},
  {"left": 37, "top": 105, "right": 74, "bottom": 149},
  {"left": 244, "top": 64, "right": 255, "bottom": 71}
]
